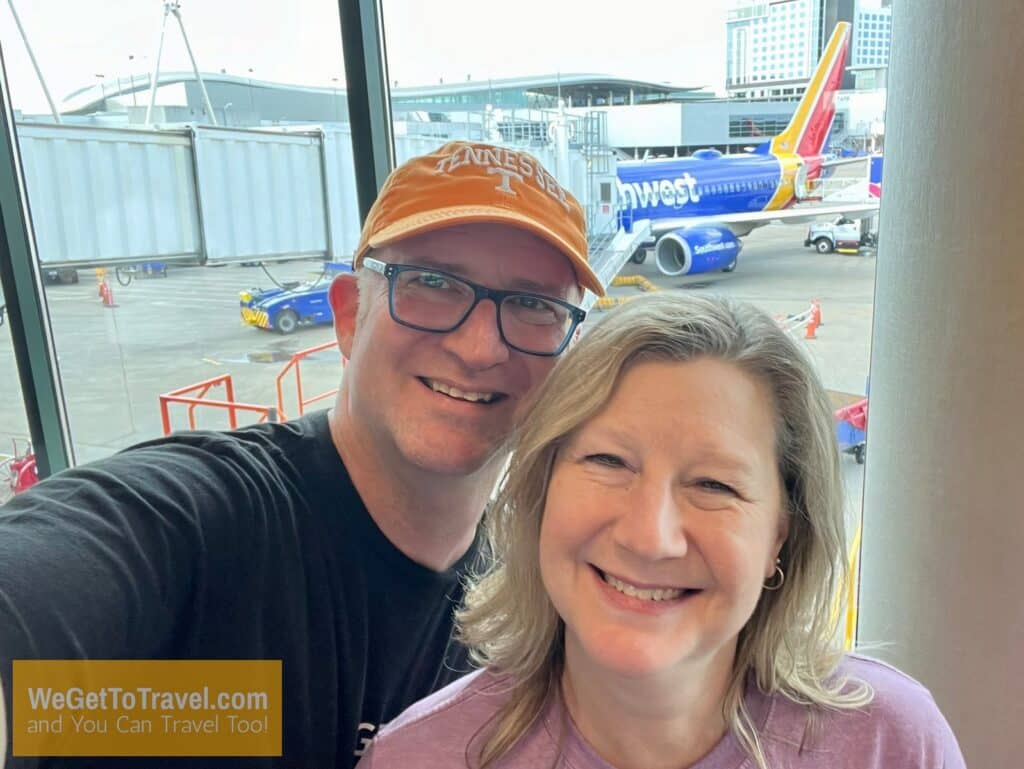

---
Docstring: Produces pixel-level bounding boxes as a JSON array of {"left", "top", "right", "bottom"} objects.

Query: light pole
[
  {"left": 248, "top": 67, "right": 255, "bottom": 118},
  {"left": 7, "top": 0, "right": 62, "bottom": 122},
  {"left": 128, "top": 54, "right": 138, "bottom": 107},
  {"left": 331, "top": 77, "right": 340, "bottom": 123},
  {"left": 95, "top": 73, "right": 107, "bottom": 109}
]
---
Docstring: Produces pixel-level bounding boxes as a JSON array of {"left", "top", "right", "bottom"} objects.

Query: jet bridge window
[{"left": 600, "top": 182, "right": 612, "bottom": 203}]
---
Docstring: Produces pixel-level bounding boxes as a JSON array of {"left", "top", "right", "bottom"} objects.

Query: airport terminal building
[
  {"left": 36, "top": 0, "right": 889, "bottom": 161},
  {"left": 46, "top": 68, "right": 886, "bottom": 159}
]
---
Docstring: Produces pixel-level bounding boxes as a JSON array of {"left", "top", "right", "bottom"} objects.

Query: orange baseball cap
[{"left": 353, "top": 141, "right": 604, "bottom": 296}]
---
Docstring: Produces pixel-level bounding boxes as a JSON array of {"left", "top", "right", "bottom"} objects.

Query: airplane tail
[
  {"left": 770, "top": 22, "right": 851, "bottom": 158},
  {"left": 869, "top": 154, "right": 884, "bottom": 197}
]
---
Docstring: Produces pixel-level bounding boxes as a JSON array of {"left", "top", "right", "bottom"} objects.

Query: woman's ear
[
  {"left": 768, "top": 507, "right": 791, "bottom": 580},
  {"left": 328, "top": 274, "right": 360, "bottom": 359}
]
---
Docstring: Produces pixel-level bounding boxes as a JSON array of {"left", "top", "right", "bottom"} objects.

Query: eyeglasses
[{"left": 362, "top": 257, "right": 586, "bottom": 356}]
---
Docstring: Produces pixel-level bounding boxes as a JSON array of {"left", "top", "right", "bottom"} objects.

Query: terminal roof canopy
[
  {"left": 392, "top": 73, "right": 712, "bottom": 107},
  {"left": 59, "top": 71, "right": 713, "bottom": 117}
]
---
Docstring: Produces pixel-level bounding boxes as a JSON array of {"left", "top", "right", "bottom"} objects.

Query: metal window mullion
[
  {"left": 0, "top": 50, "right": 72, "bottom": 476},
  {"left": 337, "top": 0, "right": 394, "bottom": 225}
]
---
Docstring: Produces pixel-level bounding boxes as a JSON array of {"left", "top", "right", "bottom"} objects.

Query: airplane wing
[
  {"left": 648, "top": 201, "right": 880, "bottom": 237},
  {"left": 821, "top": 155, "right": 875, "bottom": 171}
]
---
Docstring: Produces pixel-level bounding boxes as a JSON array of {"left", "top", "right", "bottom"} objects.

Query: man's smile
[{"left": 418, "top": 376, "right": 507, "bottom": 405}]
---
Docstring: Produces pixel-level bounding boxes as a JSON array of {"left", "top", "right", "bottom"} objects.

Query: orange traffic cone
[
  {"left": 100, "top": 281, "right": 117, "bottom": 308},
  {"left": 804, "top": 305, "right": 818, "bottom": 339}
]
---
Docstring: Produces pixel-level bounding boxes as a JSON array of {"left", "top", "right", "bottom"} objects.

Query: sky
[{"left": 0, "top": 0, "right": 732, "bottom": 115}]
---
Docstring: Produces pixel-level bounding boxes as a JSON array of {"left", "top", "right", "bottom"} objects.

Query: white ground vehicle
[{"left": 804, "top": 216, "right": 876, "bottom": 253}]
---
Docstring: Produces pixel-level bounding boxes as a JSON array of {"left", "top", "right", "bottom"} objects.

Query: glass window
[
  {"left": 382, "top": 0, "right": 883, "bottom": 640},
  {"left": 0, "top": 0, "right": 354, "bottom": 461},
  {"left": 0, "top": 287, "right": 35, "bottom": 503}
]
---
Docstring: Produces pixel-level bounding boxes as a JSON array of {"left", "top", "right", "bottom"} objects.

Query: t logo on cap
[{"left": 488, "top": 166, "right": 524, "bottom": 197}]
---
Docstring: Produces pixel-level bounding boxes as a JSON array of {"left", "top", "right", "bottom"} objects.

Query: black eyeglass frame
[{"left": 362, "top": 256, "right": 587, "bottom": 357}]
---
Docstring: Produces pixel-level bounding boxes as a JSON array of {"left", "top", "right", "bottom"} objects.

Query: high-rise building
[
  {"left": 726, "top": 0, "right": 825, "bottom": 99},
  {"left": 849, "top": 1, "right": 892, "bottom": 89},
  {"left": 725, "top": 0, "right": 888, "bottom": 98}
]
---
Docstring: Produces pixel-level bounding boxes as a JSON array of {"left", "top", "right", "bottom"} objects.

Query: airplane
[{"left": 615, "top": 22, "right": 880, "bottom": 277}]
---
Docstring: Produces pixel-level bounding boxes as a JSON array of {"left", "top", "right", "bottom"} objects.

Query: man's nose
[
  {"left": 612, "top": 479, "right": 688, "bottom": 562},
  {"left": 439, "top": 299, "right": 511, "bottom": 369}
]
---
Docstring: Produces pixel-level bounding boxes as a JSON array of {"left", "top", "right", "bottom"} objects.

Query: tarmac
[{"left": 1, "top": 221, "right": 875, "bottom": 523}]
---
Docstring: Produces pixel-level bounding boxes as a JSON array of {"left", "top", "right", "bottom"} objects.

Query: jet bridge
[{"left": 15, "top": 105, "right": 626, "bottom": 275}]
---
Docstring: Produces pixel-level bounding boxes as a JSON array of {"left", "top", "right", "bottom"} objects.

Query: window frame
[{"left": 0, "top": 0, "right": 397, "bottom": 476}]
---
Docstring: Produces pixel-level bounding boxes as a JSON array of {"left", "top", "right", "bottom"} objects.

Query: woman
[{"left": 357, "top": 293, "right": 965, "bottom": 769}]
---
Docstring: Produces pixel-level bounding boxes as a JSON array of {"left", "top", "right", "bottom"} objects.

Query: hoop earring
[{"left": 763, "top": 560, "right": 785, "bottom": 591}]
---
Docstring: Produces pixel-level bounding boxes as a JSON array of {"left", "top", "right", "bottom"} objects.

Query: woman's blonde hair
[{"left": 458, "top": 292, "right": 873, "bottom": 769}]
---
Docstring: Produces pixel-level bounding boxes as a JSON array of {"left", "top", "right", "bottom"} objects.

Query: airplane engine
[{"left": 654, "top": 226, "right": 742, "bottom": 276}]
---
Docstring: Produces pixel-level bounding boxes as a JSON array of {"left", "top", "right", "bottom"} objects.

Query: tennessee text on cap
[{"left": 354, "top": 141, "right": 604, "bottom": 296}]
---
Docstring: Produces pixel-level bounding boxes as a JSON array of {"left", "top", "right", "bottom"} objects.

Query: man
[{"left": 0, "top": 140, "right": 604, "bottom": 768}]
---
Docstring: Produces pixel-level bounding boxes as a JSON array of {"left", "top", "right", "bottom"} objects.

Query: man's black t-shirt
[{"left": 0, "top": 410, "right": 478, "bottom": 768}]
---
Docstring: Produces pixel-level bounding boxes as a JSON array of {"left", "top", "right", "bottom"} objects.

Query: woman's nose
[{"left": 611, "top": 479, "right": 688, "bottom": 562}]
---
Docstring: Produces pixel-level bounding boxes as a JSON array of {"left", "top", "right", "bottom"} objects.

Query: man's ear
[{"left": 329, "top": 273, "right": 360, "bottom": 359}]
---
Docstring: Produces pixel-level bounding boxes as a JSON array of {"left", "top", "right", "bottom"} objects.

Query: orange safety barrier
[
  {"left": 774, "top": 300, "right": 823, "bottom": 340},
  {"left": 159, "top": 375, "right": 279, "bottom": 436},
  {"left": 275, "top": 341, "right": 346, "bottom": 421}
]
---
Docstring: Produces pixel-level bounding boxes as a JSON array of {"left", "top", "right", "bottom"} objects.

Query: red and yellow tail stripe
[
  {"left": 763, "top": 22, "right": 852, "bottom": 211},
  {"left": 771, "top": 22, "right": 851, "bottom": 159}
]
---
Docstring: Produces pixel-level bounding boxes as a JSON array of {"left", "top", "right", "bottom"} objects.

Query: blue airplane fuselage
[
  {"left": 616, "top": 150, "right": 788, "bottom": 222},
  {"left": 605, "top": 23, "right": 874, "bottom": 278}
]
